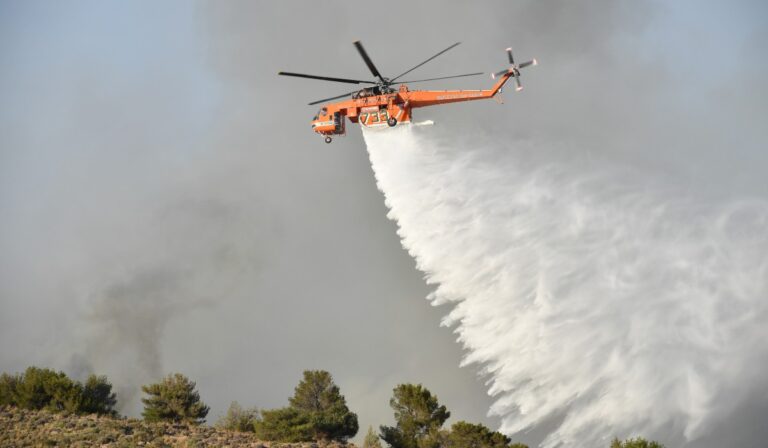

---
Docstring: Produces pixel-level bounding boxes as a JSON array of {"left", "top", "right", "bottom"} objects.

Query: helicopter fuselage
[{"left": 311, "top": 72, "right": 513, "bottom": 137}]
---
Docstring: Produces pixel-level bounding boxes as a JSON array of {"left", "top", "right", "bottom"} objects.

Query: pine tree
[
  {"left": 288, "top": 370, "right": 358, "bottom": 441},
  {"left": 79, "top": 375, "right": 118, "bottom": 416},
  {"left": 379, "top": 383, "right": 450, "bottom": 448},
  {"left": 141, "top": 373, "right": 209, "bottom": 424}
]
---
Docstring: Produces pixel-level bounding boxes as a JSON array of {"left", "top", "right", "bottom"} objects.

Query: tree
[
  {"left": 380, "top": 383, "right": 450, "bottom": 448},
  {"left": 363, "top": 425, "right": 383, "bottom": 448},
  {"left": 216, "top": 401, "right": 259, "bottom": 432},
  {"left": 610, "top": 437, "right": 665, "bottom": 448},
  {"left": 79, "top": 375, "right": 117, "bottom": 416},
  {"left": 253, "top": 407, "right": 313, "bottom": 442},
  {"left": 141, "top": 373, "right": 209, "bottom": 424},
  {"left": 445, "top": 421, "right": 528, "bottom": 448},
  {"left": 0, "top": 373, "right": 21, "bottom": 406},
  {"left": 0, "top": 367, "right": 117, "bottom": 416},
  {"left": 288, "top": 370, "right": 358, "bottom": 441},
  {"left": 13, "top": 367, "right": 81, "bottom": 413}
]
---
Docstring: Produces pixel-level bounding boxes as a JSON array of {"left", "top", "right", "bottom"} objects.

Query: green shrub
[
  {"left": 253, "top": 407, "right": 313, "bottom": 442},
  {"left": 141, "top": 373, "right": 209, "bottom": 424},
  {"left": 0, "top": 372, "right": 21, "bottom": 406},
  {"left": 0, "top": 367, "right": 117, "bottom": 416},
  {"left": 444, "top": 421, "right": 528, "bottom": 448}
]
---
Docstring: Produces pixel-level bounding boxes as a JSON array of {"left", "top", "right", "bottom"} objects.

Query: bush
[
  {"left": 141, "top": 373, "right": 209, "bottom": 424},
  {"left": 253, "top": 407, "right": 313, "bottom": 442},
  {"left": 0, "top": 373, "right": 21, "bottom": 406},
  {"left": 0, "top": 367, "right": 117, "bottom": 416},
  {"left": 216, "top": 401, "right": 259, "bottom": 432},
  {"left": 445, "top": 421, "right": 528, "bottom": 448}
]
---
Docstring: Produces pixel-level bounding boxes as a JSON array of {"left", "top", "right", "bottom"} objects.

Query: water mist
[{"left": 363, "top": 125, "right": 768, "bottom": 447}]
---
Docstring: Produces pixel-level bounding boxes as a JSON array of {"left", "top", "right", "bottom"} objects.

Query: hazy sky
[{"left": 1, "top": 1, "right": 766, "bottom": 446}]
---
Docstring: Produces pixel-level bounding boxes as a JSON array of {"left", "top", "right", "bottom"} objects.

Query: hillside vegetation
[
  {"left": 0, "top": 406, "right": 353, "bottom": 448},
  {"left": 0, "top": 366, "right": 664, "bottom": 448}
]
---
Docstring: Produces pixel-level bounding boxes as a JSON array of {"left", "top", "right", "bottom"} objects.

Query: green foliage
[
  {"left": 14, "top": 367, "right": 78, "bottom": 412},
  {"left": 444, "top": 421, "right": 527, "bottom": 448},
  {"left": 253, "top": 407, "right": 313, "bottom": 442},
  {"left": 363, "top": 425, "right": 383, "bottom": 448},
  {"left": 253, "top": 370, "right": 358, "bottom": 442},
  {"left": 380, "top": 383, "right": 451, "bottom": 448},
  {"left": 0, "top": 367, "right": 117, "bottom": 416},
  {"left": 79, "top": 375, "right": 118, "bottom": 416},
  {"left": 610, "top": 437, "right": 666, "bottom": 448},
  {"left": 0, "top": 373, "right": 21, "bottom": 406},
  {"left": 216, "top": 401, "right": 259, "bottom": 432},
  {"left": 141, "top": 373, "right": 209, "bottom": 424}
]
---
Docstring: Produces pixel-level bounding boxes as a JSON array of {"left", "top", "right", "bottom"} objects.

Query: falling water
[{"left": 363, "top": 125, "right": 768, "bottom": 447}]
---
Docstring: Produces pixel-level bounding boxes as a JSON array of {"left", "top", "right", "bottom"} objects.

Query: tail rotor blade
[
  {"left": 491, "top": 69, "right": 509, "bottom": 79},
  {"left": 506, "top": 47, "right": 515, "bottom": 65},
  {"left": 514, "top": 73, "right": 523, "bottom": 91},
  {"left": 518, "top": 59, "right": 538, "bottom": 69}
]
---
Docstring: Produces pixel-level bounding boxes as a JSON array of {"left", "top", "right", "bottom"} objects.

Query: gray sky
[{"left": 1, "top": 1, "right": 767, "bottom": 447}]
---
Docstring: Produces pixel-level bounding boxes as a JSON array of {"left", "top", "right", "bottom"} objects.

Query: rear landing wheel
[
  {"left": 325, "top": 136, "right": 332, "bottom": 144},
  {"left": 387, "top": 117, "right": 397, "bottom": 127}
]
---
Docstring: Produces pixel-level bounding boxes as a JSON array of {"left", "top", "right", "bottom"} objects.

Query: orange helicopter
[{"left": 279, "top": 41, "right": 536, "bottom": 143}]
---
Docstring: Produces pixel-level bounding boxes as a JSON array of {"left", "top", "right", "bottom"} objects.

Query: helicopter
[{"left": 279, "top": 41, "right": 536, "bottom": 143}]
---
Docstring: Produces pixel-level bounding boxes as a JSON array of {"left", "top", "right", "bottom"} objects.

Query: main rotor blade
[
  {"left": 353, "top": 41, "right": 385, "bottom": 82},
  {"left": 308, "top": 89, "right": 360, "bottom": 106},
  {"left": 395, "top": 72, "right": 484, "bottom": 84},
  {"left": 392, "top": 42, "right": 462, "bottom": 82},
  {"left": 279, "top": 71, "right": 376, "bottom": 85}
]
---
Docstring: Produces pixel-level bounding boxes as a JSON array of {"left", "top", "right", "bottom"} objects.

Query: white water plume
[{"left": 363, "top": 125, "right": 768, "bottom": 447}]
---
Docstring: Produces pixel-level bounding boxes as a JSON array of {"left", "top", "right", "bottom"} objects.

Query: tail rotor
[{"left": 491, "top": 47, "right": 537, "bottom": 91}]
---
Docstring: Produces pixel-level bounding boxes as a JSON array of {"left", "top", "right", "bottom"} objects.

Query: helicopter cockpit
[{"left": 313, "top": 107, "right": 329, "bottom": 121}]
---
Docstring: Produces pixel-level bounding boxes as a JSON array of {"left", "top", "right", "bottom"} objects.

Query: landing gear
[
  {"left": 325, "top": 136, "right": 332, "bottom": 144},
  {"left": 387, "top": 117, "right": 397, "bottom": 127}
]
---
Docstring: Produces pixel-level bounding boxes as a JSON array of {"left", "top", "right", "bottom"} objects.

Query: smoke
[
  {"left": 363, "top": 125, "right": 768, "bottom": 447},
  {"left": 69, "top": 187, "right": 270, "bottom": 413},
  {"left": 82, "top": 268, "right": 204, "bottom": 411}
]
